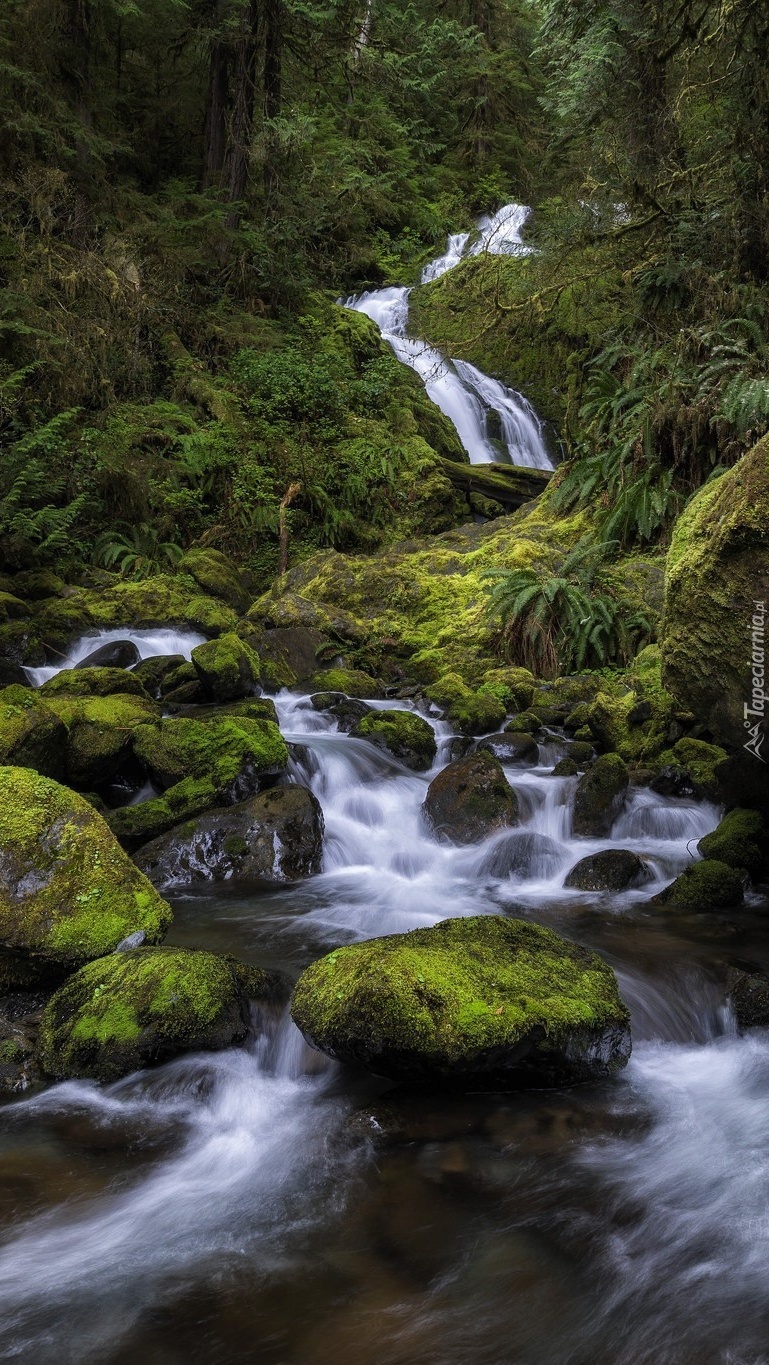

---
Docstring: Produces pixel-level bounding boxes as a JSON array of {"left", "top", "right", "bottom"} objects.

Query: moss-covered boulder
[
  {"left": 564, "top": 850, "right": 650, "bottom": 892},
  {"left": 351, "top": 709, "right": 437, "bottom": 771},
  {"left": 572, "top": 754, "right": 629, "bottom": 837},
  {"left": 423, "top": 751, "right": 519, "bottom": 844},
  {"left": 37, "top": 947, "right": 288, "bottom": 1081},
  {"left": 530, "top": 675, "right": 602, "bottom": 726},
  {"left": 650, "top": 737, "right": 728, "bottom": 801},
  {"left": 306, "top": 667, "right": 384, "bottom": 699},
  {"left": 479, "top": 666, "right": 536, "bottom": 712},
  {"left": 662, "top": 439, "right": 769, "bottom": 754},
  {"left": 726, "top": 968, "right": 769, "bottom": 1029},
  {"left": 0, "top": 768, "right": 171, "bottom": 990},
  {"left": 132, "top": 653, "right": 186, "bottom": 699},
  {"left": 245, "top": 626, "right": 330, "bottom": 688},
  {"left": 697, "top": 808, "right": 768, "bottom": 879},
  {"left": 504, "top": 711, "right": 543, "bottom": 735},
  {"left": 425, "top": 670, "right": 506, "bottom": 734},
  {"left": 190, "top": 632, "right": 261, "bottom": 702},
  {"left": 476, "top": 732, "right": 539, "bottom": 766},
  {"left": 291, "top": 916, "right": 631, "bottom": 1088},
  {"left": 652, "top": 860, "right": 745, "bottom": 911},
  {"left": 178, "top": 549, "right": 251, "bottom": 614},
  {"left": 0, "top": 685, "right": 67, "bottom": 780},
  {"left": 40, "top": 666, "right": 151, "bottom": 700},
  {"left": 44, "top": 693, "right": 160, "bottom": 789},
  {"left": 134, "top": 786, "right": 324, "bottom": 887}
]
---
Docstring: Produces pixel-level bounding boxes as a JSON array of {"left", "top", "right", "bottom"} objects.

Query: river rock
[
  {"left": 75, "top": 639, "right": 141, "bottom": 670},
  {"left": 649, "top": 737, "right": 727, "bottom": 802},
  {"left": 134, "top": 786, "right": 324, "bottom": 886},
  {"left": 351, "top": 709, "right": 437, "bottom": 771},
  {"left": 423, "top": 751, "right": 519, "bottom": 844},
  {"left": 476, "top": 831, "right": 564, "bottom": 880},
  {"left": 311, "top": 693, "right": 372, "bottom": 732},
  {"left": 504, "top": 711, "right": 543, "bottom": 735},
  {"left": 697, "top": 808, "right": 768, "bottom": 879},
  {"left": 131, "top": 653, "right": 186, "bottom": 698},
  {"left": 651, "top": 859, "right": 745, "bottom": 910},
  {"left": 0, "top": 768, "right": 171, "bottom": 991},
  {"left": 476, "top": 733, "right": 539, "bottom": 766},
  {"left": 255, "top": 627, "right": 331, "bottom": 687},
  {"left": 40, "top": 666, "right": 152, "bottom": 700},
  {"left": 306, "top": 667, "right": 384, "bottom": 699},
  {"left": 37, "top": 947, "right": 288, "bottom": 1081},
  {"left": 726, "top": 968, "right": 769, "bottom": 1029},
  {"left": 0, "top": 685, "right": 67, "bottom": 780},
  {"left": 42, "top": 692, "right": 160, "bottom": 789},
  {"left": 191, "top": 632, "right": 261, "bottom": 702},
  {"left": 564, "top": 850, "right": 650, "bottom": 892},
  {"left": 0, "top": 1015, "right": 40, "bottom": 1094},
  {"left": 572, "top": 754, "right": 629, "bottom": 837},
  {"left": 291, "top": 916, "right": 631, "bottom": 1088}
]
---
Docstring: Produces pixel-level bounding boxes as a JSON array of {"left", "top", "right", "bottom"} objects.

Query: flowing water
[
  {"left": 4, "top": 630, "right": 769, "bottom": 1362},
  {"left": 345, "top": 204, "right": 553, "bottom": 470}
]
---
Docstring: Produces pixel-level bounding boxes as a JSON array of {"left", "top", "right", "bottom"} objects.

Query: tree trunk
[
  {"left": 263, "top": 0, "right": 284, "bottom": 199},
  {"left": 225, "top": 0, "right": 260, "bottom": 229},
  {"left": 202, "top": 0, "right": 231, "bottom": 189}
]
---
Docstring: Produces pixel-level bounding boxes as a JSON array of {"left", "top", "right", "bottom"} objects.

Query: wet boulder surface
[
  {"left": 476, "top": 732, "right": 539, "bottom": 766},
  {"left": 652, "top": 859, "right": 745, "bottom": 910},
  {"left": 572, "top": 754, "right": 629, "bottom": 837},
  {"left": 351, "top": 709, "right": 437, "bottom": 772},
  {"left": 423, "top": 751, "right": 519, "bottom": 844},
  {"left": 291, "top": 915, "right": 631, "bottom": 1089},
  {"left": 565, "top": 850, "right": 651, "bottom": 892}
]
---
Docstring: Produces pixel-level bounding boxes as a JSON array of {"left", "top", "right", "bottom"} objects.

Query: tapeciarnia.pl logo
[{"left": 744, "top": 599, "right": 767, "bottom": 763}]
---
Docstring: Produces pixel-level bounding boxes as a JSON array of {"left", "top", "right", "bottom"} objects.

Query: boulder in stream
[
  {"left": 291, "top": 915, "right": 631, "bottom": 1089},
  {"left": 310, "top": 692, "right": 372, "bottom": 732},
  {"left": 37, "top": 947, "right": 288, "bottom": 1081},
  {"left": 74, "top": 639, "right": 141, "bottom": 670},
  {"left": 134, "top": 785, "right": 324, "bottom": 886},
  {"left": 476, "top": 831, "right": 564, "bottom": 880},
  {"left": 0, "top": 768, "right": 171, "bottom": 991},
  {"left": 351, "top": 709, "right": 437, "bottom": 771},
  {"left": 565, "top": 850, "right": 651, "bottom": 892},
  {"left": 306, "top": 667, "right": 384, "bottom": 699},
  {"left": 42, "top": 692, "right": 160, "bottom": 789},
  {"left": 191, "top": 632, "right": 261, "bottom": 702},
  {"left": 726, "top": 968, "right": 769, "bottom": 1029},
  {"left": 651, "top": 859, "right": 745, "bottom": 911},
  {"left": 476, "top": 732, "right": 539, "bottom": 766},
  {"left": 0, "top": 685, "right": 67, "bottom": 780},
  {"left": 572, "top": 754, "right": 629, "bottom": 837},
  {"left": 423, "top": 751, "right": 519, "bottom": 844},
  {"left": 697, "top": 808, "right": 768, "bottom": 880}
]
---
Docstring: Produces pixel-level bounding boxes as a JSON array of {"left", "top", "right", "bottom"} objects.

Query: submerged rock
[
  {"left": 351, "top": 709, "right": 437, "bottom": 771},
  {"left": 291, "top": 916, "right": 631, "bottom": 1089},
  {"left": 134, "top": 786, "right": 324, "bottom": 886},
  {"left": 476, "top": 732, "right": 539, "bottom": 766},
  {"left": 191, "top": 632, "right": 261, "bottom": 702},
  {"left": 37, "top": 947, "right": 288, "bottom": 1081},
  {"left": 476, "top": 831, "right": 564, "bottom": 880},
  {"left": 651, "top": 859, "right": 745, "bottom": 911},
  {"left": 75, "top": 639, "right": 141, "bottom": 670},
  {"left": 422, "top": 751, "right": 519, "bottom": 844},
  {"left": 698, "top": 808, "right": 768, "bottom": 880},
  {"left": 572, "top": 754, "right": 629, "bottom": 837},
  {"left": 0, "top": 768, "right": 171, "bottom": 990},
  {"left": 564, "top": 850, "right": 650, "bottom": 892},
  {"left": 311, "top": 692, "right": 372, "bottom": 732}
]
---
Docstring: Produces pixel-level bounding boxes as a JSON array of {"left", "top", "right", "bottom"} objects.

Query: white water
[
  {"left": 26, "top": 626, "right": 206, "bottom": 687},
  {"left": 8, "top": 656, "right": 769, "bottom": 1363},
  {"left": 346, "top": 203, "right": 553, "bottom": 470}
]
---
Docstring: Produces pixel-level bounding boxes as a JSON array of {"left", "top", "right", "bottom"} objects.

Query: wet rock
[
  {"left": 651, "top": 859, "right": 745, "bottom": 911},
  {"left": 351, "top": 709, "right": 437, "bottom": 772},
  {"left": 0, "top": 684, "right": 67, "bottom": 780},
  {"left": 476, "top": 831, "right": 564, "bottom": 880},
  {"left": 423, "top": 751, "right": 519, "bottom": 845},
  {"left": 75, "top": 639, "right": 141, "bottom": 670},
  {"left": 476, "top": 732, "right": 538, "bottom": 766},
  {"left": 0, "top": 768, "right": 171, "bottom": 991},
  {"left": 564, "top": 740, "right": 595, "bottom": 767},
  {"left": 726, "top": 968, "right": 769, "bottom": 1028},
  {"left": 649, "top": 737, "right": 727, "bottom": 802},
  {"left": 553, "top": 758, "right": 579, "bottom": 777},
  {"left": 40, "top": 666, "right": 151, "bottom": 700},
  {"left": 572, "top": 753, "right": 629, "bottom": 837},
  {"left": 504, "top": 711, "right": 543, "bottom": 735},
  {"left": 42, "top": 692, "right": 160, "bottom": 789},
  {"left": 254, "top": 626, "right": 331, "bottom": 687},
  {"left": 0, "top": 1015, "right": 40, "bottom": 1093},
  {"left": 530, "top": 675, "right": 601, "bottom": 725},
  {"left": 564, "top": 850, "right": 650, "bottom": 892},
  {"left": 134, "top": 786, "right": 324, "bottom": 886},
  {"left": 698, "top": 808, "right": 768, "bottom": 880},
  {"left": 37, "top": 947, "right": 287, "bottom": 1081},
  {"left": 191, "top": 632, "right": 261, "bottom": 702},
  {"left": 306, "top": 667, "right": 384, "bottom": 699},
  {"left": 291, "top": 915, "right": 631, "bottom": 1089},
  {"left": 424, "top": 673, "right": 506, "bottom": 735},
  {"left": 311, "top": 692, "right": 373, "bottom": 732},
  {"left": 131, "top": 654, "right": 186, "bottom": 699}
]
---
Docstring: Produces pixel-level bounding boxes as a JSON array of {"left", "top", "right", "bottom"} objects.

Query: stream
[{"left": 3, "top": 630, "right": 769, "bottom": 1363}]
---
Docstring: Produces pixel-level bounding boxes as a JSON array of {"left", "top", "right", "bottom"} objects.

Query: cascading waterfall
[
  {"left": 3, "top": 638, "right": 769, "bottom": 1361},
  {"left": 345, "top": 203, "right": 553, "bottom": 470}
]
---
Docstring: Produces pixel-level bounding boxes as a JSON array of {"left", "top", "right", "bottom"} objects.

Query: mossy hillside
[
  {"left": 177, "top": 549, "right": 252, "bottom": 614},
  {"left": 37, "top": 947, "right": 285, "bottom": 1081},
  {"left": 40, "top": 668, "right": 152, "bottom": 701},
  {"left": 0, "top": 768, "right": 171, "bottom": 984},
  {"left": 662, "top": 437, "right": 769, "bottom": 750},
  {"left": 0, "top": 685, "right": 67, "bottom": 780},
  {"left": 291, "top": 915, "right": 631, "bottom": 1084},
  {"left": 351, "top": 709, "right": 437, "bottom": 771},
  {"left": 698, "top": 808, "right": 768, "bottom": 879},
  {"left": 652, "top": 859, "right": 745, "bottom": 910}
]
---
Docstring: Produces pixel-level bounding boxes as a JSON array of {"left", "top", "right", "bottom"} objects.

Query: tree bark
[
  {"left": 201, "top": 0, "right": 231, "bottom": 189},
  {"left": 225, "top": 0, "right": 260, "bottom": 228}
]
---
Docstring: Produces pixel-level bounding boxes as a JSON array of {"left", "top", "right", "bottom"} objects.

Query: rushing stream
[
  {"left": 345, "top": 204, "right": 553, "bottom": 471},
  {"left": 3, "top": 630, "right": 769, "bottom": 1363}
]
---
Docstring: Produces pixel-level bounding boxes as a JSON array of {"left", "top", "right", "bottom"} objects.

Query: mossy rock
[
  {"left": 0, "top": 768, "right": 171, "bottom": 990},
  {"left": 726, "top": 968, "right": 769, "bottom": 1029},
  {"left": 446, "top": 690, "right": 506, "bottom": 737},
  {"left": 291, "top": 915, "right": 631, "bottom": 1088},
  {"left": 476, "top": 732, "right": 539, "bottom": 766},
  {"left": 652, "top": 859, "right": 745, "bottom": 911},
  {"left": 132, "top": 653, "right": 186, "bottom": 698},
  {"left": 44, "top": 693, "right": 160, "bottom": 789},
  {"left": 662, "top": 438, "right": 769, "bottom": 753},
  {"left": 134, "top": 786, "right": 324, "bottom": 887},
  {"left": 553, "top": 757, "right": 580, "bottom": 777},
  {"left": 423, "top": 751, "right": 519, "bottom": 845},
  {"left": 0, "top": 592, "right": 28, "bottom": 623},
  {"left": 531, "top": 675, "right": 602, "bottom": 726},
  {"left": 564, "top": 850, "right": 650, "bottom": 892},
  {"left": 351, "top": 709, "right": 436, "bottom": 772},
  {"left": 191, "top": 632, "right": 261, "bottom": 702},
  {"left": 650, "top": 737, "right": 728, "bottom": 802},
  {"left": 478, "top": 667, "right": 536, "bottom": 711},
  {"left": 0, "top": 1016, "right": 40, "bottom": 1094},
  {"left": 242, "top": 626, "right": 331, "bottom": 688},
  {"left": 178, "top": 549, "right": 251, "bottom": 614},
  {"left": 311, "top": 693, "right": 372, "bottom": 732},
  {"left": 697, "top": 808, "right": 768, "bottom": 880},
  {"left": 306, "top": 667, "right": 384, "bottom": 699},
  {"left": 8, "top": 569, "right": 66, "bottom": 601},
  {"left": 565, "top": 740, "right": 595, "bottom": 767},
  {"left": 572, "top": 753, "right": 629, "bottom": 837},
  {"left": 504, "top": 711, "right": 543, "bottom": 735},
  {"left": 0, "top": 685, "right": 67, "bottom": 780},
  {"left": 37, "top": 947, "right": 287, "bottom": 1081},
  {"left": 40, "top": 667, "right": 152, "bottom": 700}
]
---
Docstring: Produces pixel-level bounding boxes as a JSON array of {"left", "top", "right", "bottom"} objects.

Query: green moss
[
  {"left": 698, "top": 808, "right": 767, "bottom": 878},
  {"left": 572, "top": 753, "right": 629, "bottom": 836},
  {"left": 352, "top": 709, "right": 437, "bottom": 771},
  {"left": 479, "top": 667, "right": 536, "bottom": 711},
  {"left": 307, "top": 667, "right": 383, "bottom": 698},
  {"left": 44, "top": 692, "right": 160, "bottom": 789},
  {"left": 291, "top": 915, "right": 630, "bottom": 1083},
  {"left": 0, "top": 685, "right": 67, "bottom": 779},
  {"left": 652, "top": 859, "right": 744, "bottom": 910},
  {"left": 0, "top": 767, "right": 171, "bottom": 984},
  {"left": 446, "top": 691, "right": 506, "bottom": 736},
  {"left": 652, "top": 737, "right": 728, "bottom": 800},
  {"left": 504, "top": 711, "right": 543, "bottom": 735},
  {"left": 40, "top": 667, "right": 151, "bottom": 700},
  {"left": 191, "top": 631, "right": 261, "bottom": 701},
  {"left": 177, "top": 549, "right": 251, "bottom": 613}
]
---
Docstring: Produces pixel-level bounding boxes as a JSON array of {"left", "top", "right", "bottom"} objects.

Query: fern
[{"left": 94, "top": 524, "right": 183, "bottom": 579}]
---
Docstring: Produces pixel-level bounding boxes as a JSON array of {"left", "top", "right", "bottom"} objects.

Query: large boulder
[
  {"left": 351, "top": 709, "right": 437, "bottom": 772},
  {"left": 134, "top": 786, "right": 324, "bottom": 887},
  {"left": 697, "top": 808, "right": 768, "bottom": 880},
  {"left": 250, "top": 626, "right": 331, "bottom": 688},
  {"left": 649, "top": 737, "right": 728, "bottom": 802},
  {"left": 651, "top": 859, "right": 745, "bottom": 911},
  {"left": 662, "top": 439, "right": 769, "bottom": 757},
  {"left": 191, "top": 632, "right": 261, "bottom": 702},
  {"left": 37, "top": 947, "right": 287, "bottom": 1081},
  {"left": 572, "top": 754, "right": 629, "bottom": 837},
  {"left": 476, "top": 831, "right": 564, "bottom": 880},
  {"left": 43, "top": 693, "right": 160, "bottom": 789},
  {"left": 0, "top": 768, "right": 171, "bottom": 990},
  {"left": 40, "top": 666, "right": 151, "bottom": 700},
  {"left": 306, "top": 667, "right": 384, "bottom": 699},
  {"left": 476, "top": 732, "right": 539, "bottom": 766},
  {"left": 74, "top": 639, "right": 141, "bottom": 670},
  {"left": 291, "top": 916, "right": 631, "bottom": 1088},
  {"left": 564, "top": 850, "right": 650, "bottom": 892},
  {"left": 0, "top": 685, "right": 67, "bottom": 780},
  {"left": 422, "top": 751, "right": 519, "bottom": 844},
  {"left": 178, "top": 549, "right": 251, "bottom": 614}
]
